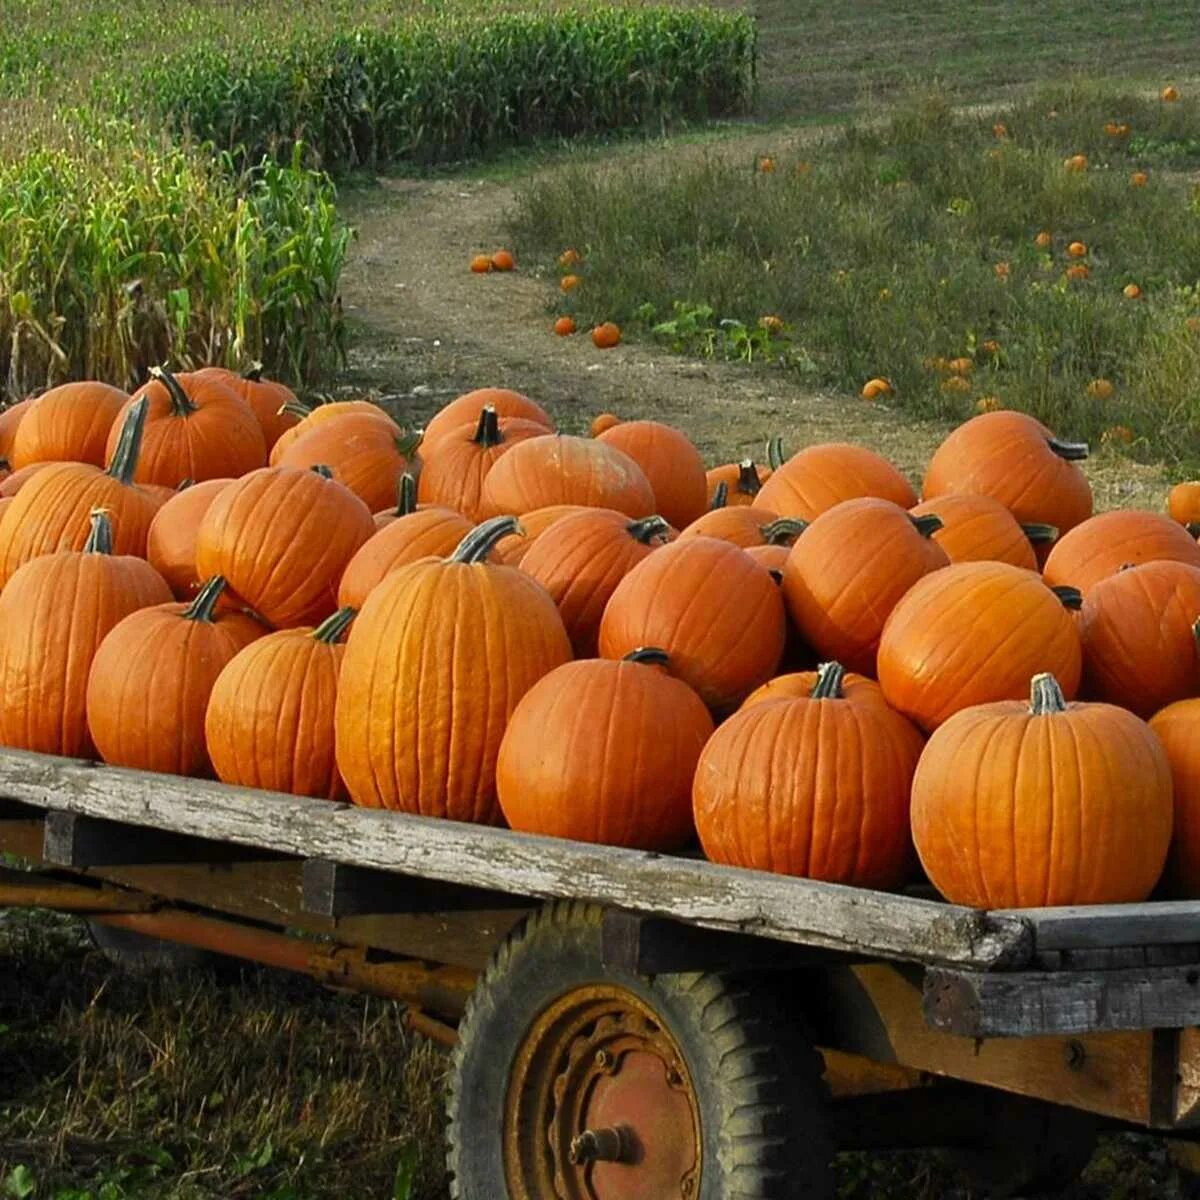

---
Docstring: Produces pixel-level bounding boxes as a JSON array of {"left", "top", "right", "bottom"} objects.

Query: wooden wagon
[{"left": 3, "top": 745, "right": 1200, "bottom": 1198}]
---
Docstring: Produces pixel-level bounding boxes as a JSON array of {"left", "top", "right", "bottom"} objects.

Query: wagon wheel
[{"left": 447, "top": 901, "right": 834, "bottom": 1200}]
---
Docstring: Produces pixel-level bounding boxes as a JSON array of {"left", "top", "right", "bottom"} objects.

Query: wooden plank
[
  {"left": 924, "top": 965, "right": 1200, "bottom": 1038},
  {"left": 43, "top": 811, "right": 270, "bottom": 869},
  {"left": 1033, "top": 944, "right": 1200, "bottom": 972},
  {"left": 1011, "top": 902, "right": 1200, "bottom": 952},
  {"left": 1172, "top": 1027, "right": 1200, "bottom": 1127},
  {"left": 0, "top": 749, "right": 1031, "bottom": 970}
]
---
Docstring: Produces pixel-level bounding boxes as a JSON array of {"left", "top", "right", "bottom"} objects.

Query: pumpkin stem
[
  {"left": 0, "top": 458, "right": 9, "bottom": 472},
  {"left": 310, "top": 465, "right": 334, "bottom": 479},
  {"left": 1188, "top": 522, "right": 1200, "bottom": 539},
  {"left": 242, "top": 362, "right": 264, "bottom": 382},
  {"left": 472, "top": 406, "right": 502, "bottom": 448},
  {"left": 1029, "top": 672, "right": 1068, "bottom": 714},
  {"left": 710, "top": 481, "right": 729, "bottom": 510},
  {"left": 623, "top": 646, "right": 670, "bottom": 667},
  {"left": 176, "top": 477, "right": 194, "bottom": 492},
  {"left": 735, "top": 459, "right": 762, "bottom": 497},
  {"left": 1050, "top": 584, "right": 1083, "bottom": 611},
  {"left": 83, "top": 509, "right": 113, "bottom": 555},
  {"left": 767, "top": 568, "right": 784, "bottom": 585},
  {"left": 1047, "top": 436, "right": 1089, "bottom": 462},
  {"left": 1021, "top": 522, "right": 1059, "bottom": 545},
  {"left": 766, "top": 435, "right": 786, "bottom": 471},
  {"left": 451, "top": 515, "right": 522, "bottom": 563},
  {"left": 313, "top": 606, "right": 357, "bottom": 644},
  {"left": 149, "top": 365, "right": 196, "bottom": 416},
  {"left": 762, "top": 517, "right": 807, "bottom": 545},
  {"left": 392, "top": 472, "right": 418, "bottom": 517},
  {"left": 106, "top": 396, "right": 149, "bottom": 485},
  {"left": 184, "top": 576, "right": 227, "bottom": 623},
  {"left": 281, "top": 400, "right": 315, "bottom": 420},
  {"left": 810, "top": 661, "right": 846, "bottom": 699},
  {"left": 627, "top": 515, "right": 670, "bottom": 544},
  {"left": 396, "top": 429, "right": 423, "bottom": 459},
  {"left": 909, "top": 513, "right": 943, "bottom": 538}
]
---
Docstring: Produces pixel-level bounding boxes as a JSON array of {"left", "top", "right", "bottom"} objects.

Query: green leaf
[
  {"left": 4, "top": 1166, "right": 36, "bottom": 1200},
  {"left": 392, "top": 1143, "right": 419, "bottom": 1200}
]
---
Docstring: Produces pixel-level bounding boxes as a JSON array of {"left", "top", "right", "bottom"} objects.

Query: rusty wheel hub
[{"left": 503, "top": 984, "right": 701, "bottom": 1199}]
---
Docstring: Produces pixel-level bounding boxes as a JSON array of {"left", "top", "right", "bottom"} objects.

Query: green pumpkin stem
[
  {"left": 762, "top": 517, "right": 807, "bottom": 545},
  {"left": 184, "top": 576, "right": 227, "bottom": 623},
  {"left": 710, "top": 481, "right": 729, "bottom": 510},
  {"left": 452, "top": 515, "right": 521, "bottom": 563},
  {"left": 242, "top": 362, "right": 264, "bottom": 382},
  {"left": 627, "top": 515, "right": 670, "bottom": 544},
  {"left": 311, "top": 464, "right": 334, "bottom": 479},
  {"left": 766, "top": 435, "right": 785, "bottom": 471},
  {"left": 810, "top": 661, "right": 846, "bottom": 699},
  {"left": 910, "top": 513, "right": 943, "bottom": 538},
  {"left": 396, "top": 429, "right": 423, "bottom": 458},
  {"left": 736, "top": 459, "right": 762, "bottom": 497},
  {"left": 1030, "top": 672, "right": 1068, "bottom": 714},
  {"left": 1050, "top": 584, "right": 1083, "bottom": 611},
  {"left": 106, "top": 395, "right": 149, "bottom": 485},
  {"left": 623, "top": 646, "right": 669, "bottom": 667},
  {"left": 1047, "top": 436, "right": 1088, "bottom": 462},
  {"left": 473, "top": 406, "right": 502, "bottom": 447},
  {"left": 83, "top": 509, "right": 113, "bottom": 555},
  {"left": 313, "top": 606, "right": 356, "bottom": 644},
  {"left": 393, "top": 472, "right": 418, "bottom": 516},
  {"left": 1021, "top": 522, "right": 1059, "bottom": 545},
  {"left": 149, "top": 365, "right": 196, "bottom": 416}
]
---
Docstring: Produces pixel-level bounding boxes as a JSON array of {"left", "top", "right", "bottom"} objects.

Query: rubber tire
[
  {"left": 446, "top": 901, "right": 835, "bottom": 1200},
  {"left": 87, "top": 920, "right": 216, "bottom": 973}
]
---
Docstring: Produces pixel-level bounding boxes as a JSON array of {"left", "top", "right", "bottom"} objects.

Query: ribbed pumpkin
[
  {"left": 497, "top": 648, "right": 713, "bottom": 849},
  {"left": 205, "top": 606, "right": 354, "bottom": 800},
  {"left": 912, "top": 673, "right": 1172, "bottom": 907},
  {"left": 335, "top": 517, "right": 573, "bottom": 823},
  {"left": 11, "top": 381, "right": 127, "bottom": 468},
  {"left": 753, "top": 442, "right": 917, "bottom": 521},
  {"left": 921, "top": 411, "right": 1093, "bottom": 534},
  {"left": 105, "top": 366, "right": 266, "bottom": 487},
  {"left": 192, "top": 364, "right": 299, "bottom": 452},
  {"left": 372, "top": 472, "right": 423, "bottom": 528},
  {"left": 590, "top": 413, "right": 620, "bottom": 436},
  {"left": 783, "top": 499, "right": 949, "bottom": 676},
  {"left": 277, "top": 412, "right": 422, "bottom": 513},
  {"left": 491, "top": 504, "right": 593, "bottom": 565},
  {"left": 195, "top": 466, "right": 375, "bottom": 628},
  {"left": 269, "top": 400, "right": 398, "bottom": 465},
  {"left": 705, "top": 437, "right": 783, "bottom": 508},
  {"left": 599, "top": 536, "right": 785, "bottom": 710},
  {"left": 909, "top": 493, "right": 1055, "bottom": 569},
  {"left": 742, "top": 667, "right": 899, "bottom": 712},
  {"left": 744, "top": 543, "right": 790, "bottom": 575},
  {"left": 1042, "top": 509, "right": 1200, "bottom": 594},
  {"left": 596, "top": 420, "right": 708, "bottom": 529},
  {"left": 0, "top": 398, "right": 31, "bottom": 460},
  {"left": 520, "top": 510, "right": 671, "bottom": 656},
  {"left": 416, "top": 407, "right": 547, "bottom": 519},
  {"left": 422, "top": 387, "right": 553, "bottom": 453},
  {"left": 86, "top": 576, "right": 264, "bottom": 775},
  {"left": 0, "top": 398, "right": 165, "bottom": 587},
  {"left": 1080, "top": 561, "right": 1200, "bottom": 717},
  {"left": 146, "top": 479, "right": 233, "bottom": 599},
  {"left": 678, "top": 504, "right": 805, "bottom": 550},
  {"left": 1167, "top": 482, "right": 1200, "bottom": 535},
  {"left": 877, "top": 561, "right": 1082, "bottom": 731},
  {"left": 1149, "top": 700, "right": 1200, "bottom": 897},
  {"left": 693, "top": 662, "right": 922, "bottom": 888},
  {"left": 0, "top": 462, "right": 51, "bottom": 497},
  {"left": 0, "top": 511, "right": 171, "bottom": 757},
  {"left": 480, "top": 434, "right": 655, "bottom": 519}
]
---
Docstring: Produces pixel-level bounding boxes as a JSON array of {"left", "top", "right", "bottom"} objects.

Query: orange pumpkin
[
  {"left": 491, "top": 249, "right": 515, "bottom": 272},
  {"left": 1149, "top": 700, "right": 1200, "bottom": 896},
  {"left": 742, "top": 666, "right": 897, "bottom": 712},
  {"left": 269, "top": 400, "right": 398, "bottom": 466},
  {"left": 1168, "top": 482, "right": 1200, "bottom": 534},
  {"left": 192, "top": 364, "right": 299, "bottom": 452},
  {"left": 554, "top": 317, "right": 577, "bottom": 337},
  {"left": 470, "top": 254, "right": 493, "bottom": 274},
  {"left": 12, "top": 381, "right": 127, "bottom": 468},
  {"left": 744, "top": 543, "right": 790, "bottom": 575},
  {"left": 909, "top": 493, "right": 1054, "bottom": 569},
  {"left": 754, "top": 442, "right": 917, "bottom": 521},
  {"left": 0, "top": 398, "right": 31, "bottom": 460},
  {"left": 704, "top": 439, "right": 782, "bottom": 508},
  {"left": 591, "top": 322, "right": 621, "bottom": 349},
  {"left": 596, "top": 420, "right": 708, "bottom": 529},
  {"left": 590, "top": 413, "right": 620, "bottom": 436},
  {"left": 422, "top": 388, "right": 553, "bottom": 453},
  {"left": 490, "top": 504, "right": 593, "bottom": 565},
  {"left": 146, "top": 478, "right": 234, "bottom": 599},
  {"left": 372, "top": 472, "right": 422, "bottom": 528},
  {"left": 0, "top": 462, "right": 51, "bottom": 497},
  {"left": 678, "top": 505, "right": 804, "bottom": 549}
]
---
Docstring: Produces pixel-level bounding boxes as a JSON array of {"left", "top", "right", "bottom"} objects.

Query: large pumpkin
[
  {"left": 877, "top": 561, "right": 1082, "bottom": 731},
  {"left": 0, "top": 511, "right": 171, "bottom": 757},
  {"left": 195, "top": 466, "right": 375, "bottom": 628},
  {"left": 693, "top": 661, "right": 922, "bottom": 888},
  {"left": 192, "top": 363, "right": 299, "bottom": 452},
  {"left": 491, "top": 504, "right": 593, "bottom": 565},
  {"left": 11, "top": 381, "right": 127, "bottom": 468},
  {"left": 678, "top": 505, "right": 805, "bottom": 550},
  {"left": 742, "top": 666, "right": 902, "bottom": 713},
  {"left": 335, "top": 516, "right": 572, "bottom": 823},
  {"left": 1149, "top": 700, "right": 1200, "bottom": 897},
  {"left": 105, "top": 366, "right": 266, "bottom": 487},
  {"left": 753, "top": 442, "right": 917, "bottom": 521},
  {"left": 269, "top": 400, "right": 399, "bottom": 465},
  {"left": 519, "top": 510, "right": 671, "bottom": 656},
  {"left": 912, "top": 673, "right": 1173, "bottom": 907},
  {"left": 596, "top": 420, "right": 708, "bottom": 529},
  {"left": 921, "top": 411, "right": 1093, "bottom": 534},
  {"left": 909, "top": 493, "right": 1054, "bottom": 569},
  {"left": 480, "top": 435, "right": 655, "bottom": 519},
  {"left": 497, "top": 648, "right": 713, "bottom": 849},
  {"left": 0, "top": 463, "right": 49, "bottom": 498},
  {"left": 1042, "top": 509, "right": 1200, "bottom": 594},
  {"left": 783, "top": 499, "right": 948, "bottom": 676},
  {"left": 205, "top": 606, "right": 354, "bottom": 800},
  {"left": 422, "top": 387, "right": 553, "bottom": 453},
  {"left": 146, "top": 479, "right": 234, "bottom": 599},
  {"left": 599, "top": 536, "right": 785, "bottom": 710}
]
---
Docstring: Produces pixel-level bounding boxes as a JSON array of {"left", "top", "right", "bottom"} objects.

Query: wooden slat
[
  {"left": 44, "top": 811, "right": 265, "bottom": 868},
  {"left": 1010, "top": 902, "right": 1200, "bottom": 951},
  {"left": 0, "top": 749, "right": 1030, "bottom": 970}
]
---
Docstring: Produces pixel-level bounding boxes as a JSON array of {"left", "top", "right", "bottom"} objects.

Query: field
[{"left": 5, "top": 0, "right": 1200, "bottom": 1196}]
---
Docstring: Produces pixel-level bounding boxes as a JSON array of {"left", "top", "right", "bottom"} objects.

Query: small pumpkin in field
[
  {"left": 1131, "top": 171, "right": 1149, "bottom": 187},
  {"left": 592, "top": 322, "right": 621, "bottom": 349},
  {"left": 596, "top": 419, "right": 708, "bottom": 529},
  {"left": 694, "top": 661, "right": 923, "bottom": 888},
  {"left": 755, "top": 442, "right": 917, "bottom": 522},
  {"left": 146, "top": 478, "right": 234, "bottom": 599},
  {"left": 1123, "top": 283, "right": 1143, "bottom": 300},
  {"left": 491, "top": 250, "right": 515, "bottom": 271},
  {"left": 86, "top": 576, "right": 264, "bottom": 776},
  {"left": 422, "top": 388, "right": 553, "bottom": 453},
  {"left": 470, "top": 254, "right": 493, "bottom": 274},
  {"left": 912, "top": 673, "right": 1172, "bottom": 907},
  {"left": 12, "top": 381, "right": 127, "bottom": 468},
  {"left": 1067, "top": 241, "right": 1088, "bottom": 259},
  {"left": 192, "top": 363, "right": 299, "bottom": 452},
  {"left": 206, "top": 606, "right": 355, "bottom": 801},
  {"left": 1065, "top": 264, "right": 1090, "bottom": 282},
  {"left": 1149, "top": 700, "right": 1200, "bottom": 896},
  {"left": 269, "top": 400, "right": 398, "bottom": 465},
  {"left": 1168, "top": 482, "right": 1200, "bottom": 535},
  {"left": 1064, "top": 153, "right": 1089, "bottom": 172},
  {"left": 560, "top": 274, "right": 582, "bottom": 292},
  {"left": 335, "top": 516, "right": 572, "bottom": 823},
  {"left": 909, "top": 493, "right": 1055, "bottom": 569},
  {"left": 861, "top": 377, "right": 892, "bottom": 400},
  {"left": 1162, "top": 86, "right": 1180, "bottom": 103},
  {"left": 554, "top": 317, "right": 577, "bottom": 337},
  {"left": 497, "top": 648, "right": 713, "bottom": 849},
  {"left": 1034, "top": 230, "right": 1053, "bottom": 249},
  {"left": 1086, "top": 378, "right": 1115, "bottom": 400}
]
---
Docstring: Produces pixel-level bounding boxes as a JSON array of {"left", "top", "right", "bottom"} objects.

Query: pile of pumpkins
[{"left": 2, "top": 367, "right": 1200, "bottom": 912}]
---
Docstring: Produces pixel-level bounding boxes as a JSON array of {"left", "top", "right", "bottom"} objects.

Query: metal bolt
[
  {"left": 666, "top": 1068, "right": 683, "bottom": 1088},
  {"left": 569, "top": 1126, "right": 630, "bottom": 1165}
]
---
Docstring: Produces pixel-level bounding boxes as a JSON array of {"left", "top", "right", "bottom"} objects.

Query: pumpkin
[
  {"left": 373, "top": 472, "right": 423, "bottom": 528},
  {"left": 480, "top": 434, "right": 655, "bottom": 519},
  {"left": 1149, "top": 700, "right": 1200, "bottom": 896},
  {"left": 104, "top": 366, "right": 266, "bottom": 487},
  {"left": 554, "top": 317, "right": 577, "bottom": 337},
  {"left": 861, "top": 377, "right": 892, "bottom": 400},
  {"left": 754, "top": 442, "right": 917, "bottom": 521},
  {"left": 491, "top": 504, "right": 593, "bottom": 565},
  {"left": 1162, "top": 86, "right": 1180, "bottom": 102},
  {"left": 693, "top": 661, "right": 922, "bottom": 888},
  {"left": 0, "top": 398, "right": 165, "bottom": 586},
  {"left": 334, "top": 516, "right": 572, "bottom": 823},
  {"left": 416, "top": 406, "right": 547, "bottom": 520},
  {"left": 590, "top": 413, "right": 620, "bottom": 436},
  {"left": 1132, "top": 171, "right": 1149, "bottom": 187},
  {"left": 146, "top": 478, "right": 234, "bottom": 599},
  {"left": 422, "top": 388, "right": 553, "bottom": 453},
  {"left": 783, "top": 500, "right": 948, "bottom": 676},
  {"left": 0, "top": 510, "right": 171, "bottom": 757},
  {"left": 1064, "top": 154, "right": 1089, "bottom": 172},
  {"left": 678, "top": 506, "right": 805, "bottom": 550},
  {"left": 205, "top": 606, "right": 355, "bottom": 801},
  {"left": 704, "top": 438, "right": 782, "bottom": 508},
  {"left": 1042, "top": 509, "right": 1200, "bottom": 594},
  {"left": 86, "top": 576, "right": 264, "bottom": 776},
  {"left": 1079, "top": 561, "right": 1200, "bottom": 717},
  {"left": 193, "top": 363, "right": 299, "bottom": 452},
  {"left": 877, "top": 561, "right": 1083, "bottom": 731},
  {"left": 599, "top": 536, "right": 785, "bottom": 710},
  {"left": 922, "top": 410, "right": 1093, "bottom": 534},
  {"left": 1067, "top": 241, "right": 1088, "bottom": 259},
  {"left": 269, "top": 400, "right": 399, "bottom": 465},
  {"left": 1124, "top": 283, "right": 1143, "bottom": 300},
  {"left": 11, "top": 381, "right": 127, "bottom": 468},
  {"left": 912, "top": 672, "right": 1172, "bottom": 907},
  {"left": 470, "top": 254, "right": 493, "bottom": 274},
  {"left": 744, "top": 543, "right": 790, "bottom": 574},
  {"left": 520, "top": 510, "right": 671, "bottom": 656},
  {"left": 591, "top": 322, "right": 621, "bottom": 349},
  {"left": 491, "top": 249, "right": 515, "bottom": 271},
  {"left": 497, "top": 648, "right": 713, "bottom": 849},
  {"left": 596, "top": 420, "right": 708, "bottom": 529},
  {"left": 742, "top": 666, "right": 900, "bottom": 713},
  {"left": 561, "top": 274, "right": 582, "bottom": 292},
  {"left": 0, "top": 399, "right": 31, "bottom": 460},
  {"left": 1065, "top": 264, "right": 1090, "bottom": 282},
  {"left": 0, "top": 462, "right": 51, "bottom": 497},
  {"left": 1168, "top": 482, "right": 1200, "bottom": 535},
  {"left": 196, "top": 465, "right": 375, "bottom": 628},
  {"left": 909, "top": 493, "right": 1055, "bottom": 569}
]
